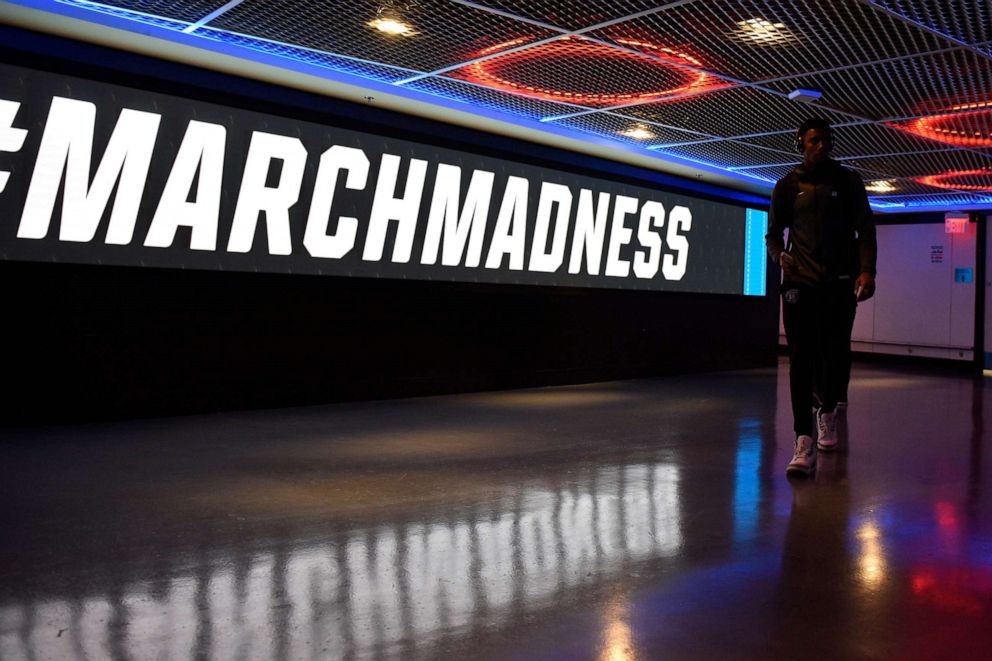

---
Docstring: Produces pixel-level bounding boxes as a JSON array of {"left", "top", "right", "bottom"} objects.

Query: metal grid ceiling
[{"left": 25, "top": 0, "right": 992, "bottom": 210}]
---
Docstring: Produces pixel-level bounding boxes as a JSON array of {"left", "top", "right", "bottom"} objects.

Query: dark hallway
[{"left": 1, "top": 359, "right": 989, "bottom": 659}]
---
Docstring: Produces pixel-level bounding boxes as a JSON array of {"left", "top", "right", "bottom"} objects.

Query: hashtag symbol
[{"left": 0, "top": 100, "right": 28, "bottom": 195}]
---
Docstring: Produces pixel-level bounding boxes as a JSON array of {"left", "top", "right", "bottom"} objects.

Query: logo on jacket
[{"left": 784, "top": 288, "right": 799, "bottom": 304}]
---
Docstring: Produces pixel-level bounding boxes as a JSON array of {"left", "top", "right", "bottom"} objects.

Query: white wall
[{"left": 780, "top": 221, "right": 978, "bottom": 361}]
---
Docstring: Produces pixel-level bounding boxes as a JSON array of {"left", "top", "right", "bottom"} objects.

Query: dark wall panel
[{"left": 0, "top": 28, "right": 778, "bottom": 424}]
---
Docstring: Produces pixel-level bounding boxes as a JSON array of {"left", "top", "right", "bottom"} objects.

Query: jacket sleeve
[
  {"left": 765, "top": 180, "right": 790, "bottom": 265},
  {"left": 849, "top": 171, "right": 877, "bottom": 276}
]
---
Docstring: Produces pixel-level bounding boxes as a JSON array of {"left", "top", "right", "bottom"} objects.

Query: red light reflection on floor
[
  {"left": 911, "top": 567, "right": 990, "bottom": 615},
  {"left": 902, "top": 565, "right": 992, "bottom": 660},
  {"left": 461, "top": 36, "right": 722, "bottom": 106},
  {"left": 935, "top": 501, "right": 960, "bottom": 533}
]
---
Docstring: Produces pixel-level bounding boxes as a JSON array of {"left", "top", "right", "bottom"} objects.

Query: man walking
[{"left": 766, "top": 118, "right": 877, "bottom": 477}]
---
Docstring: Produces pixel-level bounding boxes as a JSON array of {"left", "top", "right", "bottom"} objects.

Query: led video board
[{"left": 0, "top": 63, "right": 767, "bottom": 295}]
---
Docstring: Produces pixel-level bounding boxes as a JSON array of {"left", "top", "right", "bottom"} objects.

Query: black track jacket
[{"left": 765, "top": 159, "right": 877, "bottom": 286}]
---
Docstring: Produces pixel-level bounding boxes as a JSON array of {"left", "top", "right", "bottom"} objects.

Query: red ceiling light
[
  {"left": 894, "top": 100, "right": 992, "bottom": 147},
  {"left": 461, "top": 36, "right": 720, "bottom": 106},
  {"left": 915, "top": 169, "right": 992, "bottom": 192}
]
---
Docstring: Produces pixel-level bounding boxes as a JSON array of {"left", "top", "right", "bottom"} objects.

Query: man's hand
[
  {"left": 779, "top": 252, "right": 796, "bottom": 276},
  {"left": 855, "top": 272, "right": 875, "bottom": 301}
]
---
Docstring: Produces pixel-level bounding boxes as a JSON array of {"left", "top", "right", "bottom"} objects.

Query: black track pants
[{"left": 782, "top": 280, "right": 857, "bottom": 436}]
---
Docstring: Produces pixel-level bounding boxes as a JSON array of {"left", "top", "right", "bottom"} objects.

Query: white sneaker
[
  {"left": 787, "top": 435, "right": 817, "bottom": 477},
  {"left": 817, "top": 408, "right": 838, "bottom": 451}
]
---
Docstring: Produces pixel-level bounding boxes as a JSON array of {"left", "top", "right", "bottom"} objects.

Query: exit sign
[{"left": 945, "top": 213, "right": 969, "bottom": 234}]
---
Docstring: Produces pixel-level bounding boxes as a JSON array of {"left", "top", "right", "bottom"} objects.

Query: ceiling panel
[
  {"left": 617, "top": 87, "right": 856, "bottom": 140},
  {"left": 764, "top": 48, "right": 992, "bottom": 121},
  {"left": 12, "top": 0, "right": 992, "bottom": 211},
  {"left": 195, "top": 27, "right": 420, "bottom": 83},
  {"left": 207, "top": 0, "right": 557, "bottom": 73},
  {"left": 866, "top": 0, "right": 992, "bottom": 45},
  {"left": 402, "top": 73, "right": 585, "bottom": 118},
  {"left": 653, "top": 140, "right": 798, "bottom": 169},
  {"left": 546, "top": 111, "right": 713, "bottom": 147},
  {"left": 885, "top": 99, "right": 992, "bottom": 150},
  {"left": 852, "top": 176, "right": 958, "bottom": 196},
  {"left": 587, "top": 0, "right": 953, "bottom": 83},
  {"left": 739, "top": 122, "right": 960, "bottom": 158},
  {"left": 742, "top": 164, "right": 807, "bottom": 183},
  {"left": 87, "top": 0, "right": 230, "bottom": 23},
  {"left": 443, "top": 35, "right": 730, "bottom": 107},
  {"left": 456, "top": 0, "right": 671, "bottom": 31},
  {"left": 846, "top": 150, "right": 992, "bottom": 180}
]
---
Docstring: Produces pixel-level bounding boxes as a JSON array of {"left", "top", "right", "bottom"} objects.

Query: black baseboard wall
[{"left": 3, "top": 261, "right": 778, "bottom": 424}]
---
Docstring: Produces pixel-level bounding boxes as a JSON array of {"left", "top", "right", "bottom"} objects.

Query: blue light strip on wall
[{"left": 743, "top": 209, "right": 768, "bottom": 296}]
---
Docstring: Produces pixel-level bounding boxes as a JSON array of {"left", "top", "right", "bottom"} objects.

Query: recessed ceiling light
[
  {"left": 368, "top": 16, "right": 416, "bottom": 36},
  {"left": 865, "top": 180, "right": 897, "bottom": 193},
  {"left": 620, "top": 125, "right": 655, "bottom": 140},
  {"left": 731, "top": 18, "right": 797, "bottom": 45}
]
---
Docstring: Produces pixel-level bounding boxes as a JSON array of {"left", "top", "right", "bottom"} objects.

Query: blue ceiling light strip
[
  {"left": 51, "top": 0, "right": 188, "bottom": 30},
  {"left": 45, "top": 0, "right": 422, "bottom": 83},
  {"left": 743, "top": 209, "right": 768, "bottom": 296},
  {"left": 646, "top": 147, "right": 787, "bottom": 190},
  {"left": 193, "top": 28, "right": 418, "bottom": 83},
  {"left": 736, "top": 171, "right": 779, "bottom": 184},
  {"left": 869, "top": 193, "right": 992, "bottom": 213}
]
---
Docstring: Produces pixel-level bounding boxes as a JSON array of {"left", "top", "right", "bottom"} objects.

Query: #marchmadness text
[{"left": 2, "top": 96, "right": 693, "bottom": 280}]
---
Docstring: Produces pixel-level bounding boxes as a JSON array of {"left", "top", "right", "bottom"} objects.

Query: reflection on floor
[{"left": 1, "top": 359, "right": 990, "bottom": 660}]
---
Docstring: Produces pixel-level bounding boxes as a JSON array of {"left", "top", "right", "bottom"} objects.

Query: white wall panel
[{"left": 871, "top": 224, "right": 954, "bottom": 346}]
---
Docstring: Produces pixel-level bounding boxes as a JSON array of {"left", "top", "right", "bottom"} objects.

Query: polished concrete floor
[{"left": 1, "top": 358, "right": 990, "bottom": 660}]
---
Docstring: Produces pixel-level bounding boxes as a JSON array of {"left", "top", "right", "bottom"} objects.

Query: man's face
[{"left": 800, "top": 127, "right": 833, "bottom": 165}]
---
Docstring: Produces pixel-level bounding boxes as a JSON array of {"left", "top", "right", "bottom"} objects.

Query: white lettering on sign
[
  {"left": 228, "top": 131, "right": 307, "bottom": 255},
  {"left": 19, "top": 97, "right": 160, "bottom": 244},
  {"left": 6, "top": 92, "right": 696, "bottom": 283},
  {"left": 663, "top": 205, "right": 692, "bottom": 280},
  {"left": 485, "top": 175, "right": 529, "bottom": 272},
  {"left": 0, "top": 100, "right": 28, "bottom": 195},
  {"left": 606, "top": 195, "right": 639, "bottom": 278},
  {"left": 421, "top": 164, "right": 494, "bottom": 268},
  {"left": 568, "top": 190, "right": 610, "bottom": 276},
  {"left": 145, "top": 120, "right": 226, "bottom": 251},
  {"left": 363, "top": 154, "right": 428, "bottom": 264},
  {"left": 633, "top": 200, "right": 664, "bottom": 280},
  {"left": 529, "top": 182, "right": 572, "bottom": 273},
  {"left": 304, "top": 145, "right": 369, "bottom": 260}
]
